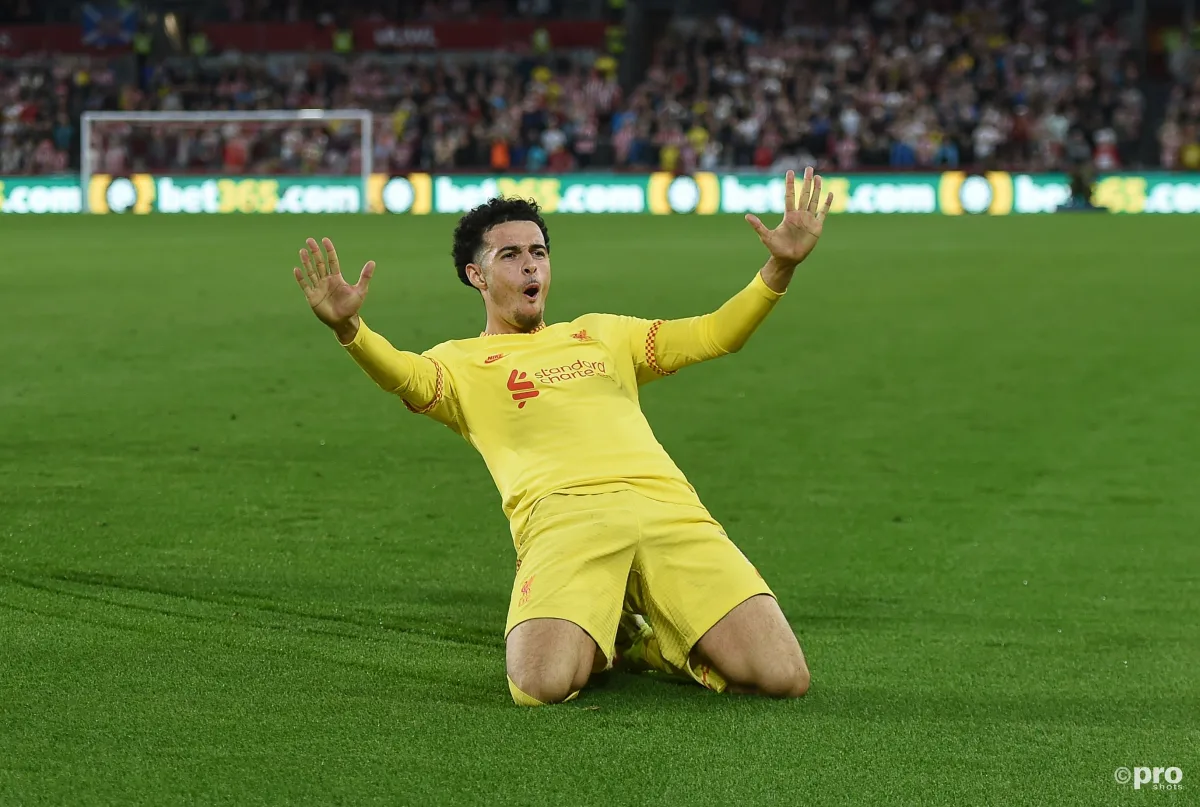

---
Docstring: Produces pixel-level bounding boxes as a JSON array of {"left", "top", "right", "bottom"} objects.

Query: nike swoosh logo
[{"left": 484, "top": 354, "right": 507, "bottom": 364}]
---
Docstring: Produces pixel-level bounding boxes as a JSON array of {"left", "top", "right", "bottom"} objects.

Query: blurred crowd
[
  {"left": 0, "top": 58, "right": 85, "bottom": 175},
  {"left": 0, "top": 0, "right": 564, "bottom": 24},
  {"left": 212, "top": 0, "right": 566, "bottom": 23},
  {"left": 632, "top": 1, "right": 1160, "bottom": 173},
  {"left": 3, "top": 0, "right": 1199, "bottom": 176},
  {"left": 1, "top": 53, "right": 623, "bottom": 175},
  {"left": 1159, "top": 74, "right": 1200, "bottom": 169}
]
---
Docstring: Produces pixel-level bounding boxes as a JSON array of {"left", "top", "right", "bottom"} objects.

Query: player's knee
[
  {"left": 506, "top": 619, "right": 598, "bottom": 705},
  {"left": 755, "top": 659, "right": 810, "bottom": 699},
  {"left": 508, "top": 666, "right": 585, "bottom": 705},
  {"left": 790, "top": 663, "right": 812, "bottom": 698},
  {"left": 507, "top": 651, "right": 592, "bottom": 705}
]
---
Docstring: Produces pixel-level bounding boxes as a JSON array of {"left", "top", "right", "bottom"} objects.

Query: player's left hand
[{"left": 745, "top": 167, "right": 833, "bottom": 268}]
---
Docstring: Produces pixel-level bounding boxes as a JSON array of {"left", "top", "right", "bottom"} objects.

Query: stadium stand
[
  {"left": 1159, "top": 70, "right": 1200, "bottom": 168},
  {"left": 0, "top": 0, "right": 1196, "bottom": 175}
]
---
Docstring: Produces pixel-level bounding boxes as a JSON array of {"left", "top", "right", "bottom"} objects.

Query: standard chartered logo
[{"left": 720, "top": 176, "right": 936, "bottom": 214}]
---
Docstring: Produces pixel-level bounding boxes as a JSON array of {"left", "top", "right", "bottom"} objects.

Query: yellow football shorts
[{"left": 504, "top": 489, "right": 773, "bottom": 677}]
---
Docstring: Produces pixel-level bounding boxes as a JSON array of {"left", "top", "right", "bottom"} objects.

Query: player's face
[{"left": 475, "top": 220, "right": 551, "bottom": 331}]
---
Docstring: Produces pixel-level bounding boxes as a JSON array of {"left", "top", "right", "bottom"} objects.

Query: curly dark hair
[{"left": 451, "top": 197, "right": 550, "bottom": 289}]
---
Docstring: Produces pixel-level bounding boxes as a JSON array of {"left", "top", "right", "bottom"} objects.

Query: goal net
[{"left": 80, "top": 109, "right": 373, "bottom": 214}]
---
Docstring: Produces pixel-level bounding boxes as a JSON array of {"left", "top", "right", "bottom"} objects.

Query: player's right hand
[{"left": 293, "top": 237, "right": 374, "bottom": 339}]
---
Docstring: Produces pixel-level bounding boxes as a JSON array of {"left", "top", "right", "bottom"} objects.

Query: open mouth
[{"left": 522, "top": 283, "right": 541, "bottom": 300}]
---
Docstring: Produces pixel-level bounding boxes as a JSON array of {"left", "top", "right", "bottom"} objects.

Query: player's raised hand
[
  {"left": 745, "top": 167, "right": 834, "bottom": 268},
  {"left": 293, "top": 237, "right": 375, "bottom": 334}
]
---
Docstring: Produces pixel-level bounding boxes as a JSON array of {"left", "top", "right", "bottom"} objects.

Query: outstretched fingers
[
  {"left": 745, "top": 213, "right": 770, "bottom": 239},
  {"left": 300, "top": 247, "right": 320, "bottom": 286},
  {"left": 306, "top": 237, "right": 328, "bottom": 279},
  {"left": 355, "top": 260, "right": 376, "bottom": 294},
  {"left": 294, "top": 266, "right": 311, "bottom": 291},
  {"left": 322, "top": 237, "right": 342, "bottom": 276},
  {"left": 784, "top": 170, "right": 795, "bottom": 213},
  {"left": 797, "top": 166, "right": 814, "bottom": 212},
  {"left": 820, "top": 192, "right": 834, "bottom": 220},
  {"left": 808, "top": 175, "right": 823, "bottom": 215}
]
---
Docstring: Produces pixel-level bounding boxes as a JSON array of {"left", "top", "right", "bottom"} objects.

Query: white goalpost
[{"left": 80, "top": 109, "right": 374, "bottom": 213}]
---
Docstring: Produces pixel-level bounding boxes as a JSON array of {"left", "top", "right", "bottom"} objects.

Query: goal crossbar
[{"left": 80, "top": 109, "right": 374, "bottom": 213}]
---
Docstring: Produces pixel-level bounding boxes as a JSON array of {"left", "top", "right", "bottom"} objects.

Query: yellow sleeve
[
  {"left": 631, "top": 272, "right": 783, "bottom": 382},
  {"left": 340, "top": 319, "right": 463, "bottom": 431}
]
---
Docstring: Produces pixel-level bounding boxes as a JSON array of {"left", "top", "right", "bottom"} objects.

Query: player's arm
[
  {"left": 338, "top": 321, "right": 449, "bottom": 417},
  {"left": 636, "top": 168, "right": 834, "bottom": 378},
  {"left": 292, "top": 237, "right": 451, "bottom": 418}
]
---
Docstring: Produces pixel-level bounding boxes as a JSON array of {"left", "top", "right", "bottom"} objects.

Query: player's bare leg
[
  {"left": 692, "top": 594, "right": 810, "bottom": 698},
  {"left": 506, "top": 617, "right": 607, "bottom": 705}
]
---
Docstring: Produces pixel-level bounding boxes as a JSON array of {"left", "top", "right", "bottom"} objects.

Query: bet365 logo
[{"left": 507, "top": 370, "right": 539, "bottom": 409}]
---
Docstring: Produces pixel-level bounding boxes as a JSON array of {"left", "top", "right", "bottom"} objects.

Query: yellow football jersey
[{"left": 342, "top": 273, "right": 783, "bottom": 544}]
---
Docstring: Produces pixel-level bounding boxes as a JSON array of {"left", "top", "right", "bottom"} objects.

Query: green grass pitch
[{"left": 2, "top": 211, "right": 1199, "bottom": 806}]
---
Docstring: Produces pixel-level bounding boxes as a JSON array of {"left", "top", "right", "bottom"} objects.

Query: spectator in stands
[
  {"left": 1161, "top": 72, "right": 1200, "bottom": 169},
  {"left": 572, "top": 113, "right": 597, "bottom": 168},
  {"left": 1160, "top": 113, "right": 1184, "bottom": 170},
  {"left": 524, "top": 136, "right": 547, "bottom": 171},
  {"left": 1182, "top": 124, "right": 1200, "bottom": 170}
]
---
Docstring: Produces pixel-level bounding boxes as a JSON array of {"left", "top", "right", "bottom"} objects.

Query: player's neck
[{"left": 480, "top": 318, "right": 546, "bottom": 337}]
